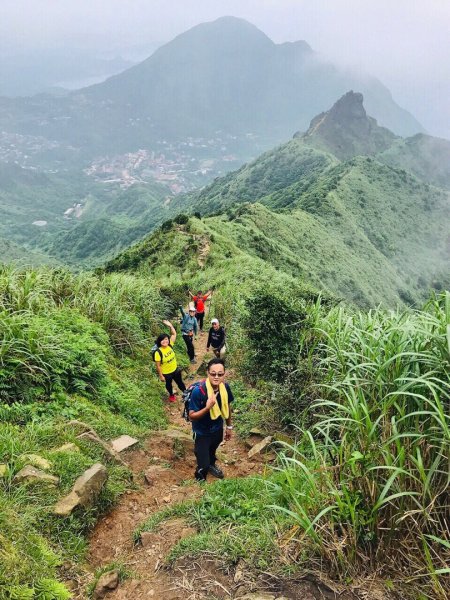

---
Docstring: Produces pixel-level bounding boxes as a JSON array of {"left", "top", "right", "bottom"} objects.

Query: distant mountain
[
  {"left": 0, "top": 236, "right": 56, "bottom": 265},
  {"left": 164, "top": 92, "right": 449, "bottom": 306},
  {"left": 0, "top": 17, "right": 423, "bottom": 160}
]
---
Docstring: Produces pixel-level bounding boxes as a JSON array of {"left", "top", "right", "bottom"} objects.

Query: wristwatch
[{"left": 226, "top": 425, "right": 233, "bottom": 430}]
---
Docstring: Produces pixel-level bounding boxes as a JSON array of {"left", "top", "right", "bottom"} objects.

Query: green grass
[
  {"left": 0, "top": 264, "right": 172, "bottom": 597},
  {"left": 267, "top": 292, "right": 450, "bottom": 598}
]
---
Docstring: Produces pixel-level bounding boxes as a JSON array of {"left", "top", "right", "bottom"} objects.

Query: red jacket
[{"left": 193, "top": 295, "right": 208, "bottom": 312}]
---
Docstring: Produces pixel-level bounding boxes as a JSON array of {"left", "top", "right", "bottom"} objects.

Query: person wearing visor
[
  {"left": 188, "top": 358, "right": 234, "bottom": 481},
  {"left": 179, "top": 303, "right": 198, "bottom": 363},
  {"left": 206, "top": 318, "right": 226, "bottom": 358}
]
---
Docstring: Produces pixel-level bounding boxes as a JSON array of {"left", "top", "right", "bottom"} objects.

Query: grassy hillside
[
  {"left": 1, "top": 243, "right": 448, "bottom": 598},
  {"left": 0, "top": 163, "right": 174, "bottom": 267},
  {"left": 38, "top": 184, "right": 174, "bottom": 267},
  {"left": 0, "top": 265, "right": 181, "bottom": 598},
  {"left": 105, "top": 222, "right": 449, "bottom": 597},
  {"left": 175, "top": 140, "right": 338, "bottom": 215},
  {"left": 170, "top": 156, "right": 449, "bottom": 307}
]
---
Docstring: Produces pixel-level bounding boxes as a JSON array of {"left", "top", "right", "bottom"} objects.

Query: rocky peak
[{"left": 302, "top": 91, "right": 397, "bottom": 160}]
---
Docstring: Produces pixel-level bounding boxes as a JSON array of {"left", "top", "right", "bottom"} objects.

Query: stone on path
[
  {"left": 14, "top": 465, "right": 59, "bottom": 485},
  {"left": 93, "top": 570, "right": 119, "bottom": 599},
  {"left": 54, "top": 463, "right": 107, "bottom": 516},
  {"left": 111, "top": 435, "right": 139, "bottom": 453},
  {"left": 140, "top": 531, "right": 153, "bottom": 548},
  {"left": 248, "top": 436, "right": 273, "bottom": 458},
  {"left": 0, "top": 464, "right": 7, "bottom": 477},
  {"left": 161, "top": 428, "right": 194, "bottom": 454},
  {"left": 53, "top": 491, "right": 80, "bottom": 516},
  {"left": 143, "top": 465, "right": 170, "bottom": 486},
  {"left": 249, "top": 428, "right": 265, "bottom": 436},
  {"left": 21, "top": 454, "right": 52, "bottom": 470}
]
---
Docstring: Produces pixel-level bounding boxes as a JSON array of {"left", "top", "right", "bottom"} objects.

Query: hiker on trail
[
  {"left": 154, "top": 320, "right": 186, "bottom": 402},
  {"left": 206, "top": 318, "right": 226, "bottom": 358},
  {"left": 188, "top": 358, "right": 233, "bottom": 482},
  {"left": 189, "top": 289, "right": 212, "bottom": 332},
  {"left": 179, "top": 303, "right": 198, "bottom": 363}
]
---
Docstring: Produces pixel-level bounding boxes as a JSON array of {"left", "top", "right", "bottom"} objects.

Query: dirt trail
[{"left": 74, "top": 329, "right": 355, "bottom": 600}]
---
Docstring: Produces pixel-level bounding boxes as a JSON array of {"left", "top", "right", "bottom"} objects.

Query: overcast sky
[{"left": 1, "top": 0, "right": 449, "bottom": 137}]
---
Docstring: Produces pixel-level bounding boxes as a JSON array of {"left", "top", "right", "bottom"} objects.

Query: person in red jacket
[{"left": 189, "top": 289, "right": 211, "bottom": 332}]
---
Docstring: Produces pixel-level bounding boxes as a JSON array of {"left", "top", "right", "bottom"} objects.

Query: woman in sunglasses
[{"left": 188, "top": 358, "right": 234, "bottom": 482}]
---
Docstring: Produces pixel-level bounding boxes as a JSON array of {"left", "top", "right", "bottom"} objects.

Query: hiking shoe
[
  {"left": 190, "top": 359, "right": 197, "bottom": 364},
  {"left": 168, "top": 395, "right": 176, "bottom": 403},
  {"left": 208, "top": 464, "right": 224, "bottom": 479}
]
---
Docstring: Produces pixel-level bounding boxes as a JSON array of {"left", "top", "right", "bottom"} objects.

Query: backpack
[
  {"left": 181, "top": 380, "right": 207, "bottom": 422},
  {"left": 151, "top": 343, "right": 171, "bottom": 362}
]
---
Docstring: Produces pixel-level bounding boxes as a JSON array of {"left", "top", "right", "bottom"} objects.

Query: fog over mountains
[{"left": 0, "top": 17, "right": 423, "bottom": 162}]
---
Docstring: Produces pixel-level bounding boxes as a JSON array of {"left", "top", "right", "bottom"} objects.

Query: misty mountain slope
[
  {"left": 83, "top": 16, "right": 421, "bottom": 139},
  {"left": 0, "top": 163, "right": 92, "bottom": 245},
  {"left": 184, "top": 93, "right": 450, "bottom": 215},
  {"left": 377, "top": 133, "right": 450, "bottom": 190},
  {"left": 0, "top": 237, "right": 57, "bottom": 265},
  {"left": 31, "top": 182, "right": 173, "bottom": 266},
  {"left": 0, "top": 17, "right": 422, "bottom": 160}
]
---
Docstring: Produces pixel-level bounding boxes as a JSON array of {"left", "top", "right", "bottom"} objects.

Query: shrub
[
  {"left": 173, "top": 214, "right": 189, "bottom": 225},
  {"left": 240, "top": 291, "right": 305, "bottom": 382}
]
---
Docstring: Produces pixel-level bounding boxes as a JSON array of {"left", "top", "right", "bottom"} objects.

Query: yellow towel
[{"left": 205, "top": 378, "right": 229, "bottom": 420}]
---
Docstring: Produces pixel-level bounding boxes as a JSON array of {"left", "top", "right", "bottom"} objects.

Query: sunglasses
[{"left": 209, "top": 372, "right": 225, "bottom": 378}]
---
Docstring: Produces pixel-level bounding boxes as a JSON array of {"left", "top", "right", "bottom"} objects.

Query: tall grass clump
[
  {"left": 0, "top": 265, "right": 169, "bottom": 354},
  {"left": 270, "top": 292, "right": 449, "bottom": 598}
]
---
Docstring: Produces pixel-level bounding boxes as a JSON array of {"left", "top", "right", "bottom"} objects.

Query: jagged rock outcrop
[{"left": 301, "top": 91, "right": 397, "bottom": 159}]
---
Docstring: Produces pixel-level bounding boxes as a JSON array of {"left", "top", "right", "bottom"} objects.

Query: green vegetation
[
  {"left": 1, "top": 87, "right": 449, "bottom": 599},
  {"left": 0, "top": 265, "right": 173, "bottom": 597},
  {"left": 0, "top": 163, "right": 174, "bottom": 267},
  {"left": 138, "top": 291, "right": 449, "bottom": 598}
]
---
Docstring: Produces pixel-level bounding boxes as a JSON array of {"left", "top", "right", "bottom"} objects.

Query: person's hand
[
  {"left": 206, "top": 394, "right": 217, "bottom": 409},
  {"left": 225, "top": 428, "right": 232, "bottom": 441},
  {"left": 163, "top": 320, "right": 172, "bottom": 327},
  {"left": 159, "top": 375, "right": 165, "bottom": 382},
  {"left": 206, "top": 346, "right": 210, "bottom": 351}
]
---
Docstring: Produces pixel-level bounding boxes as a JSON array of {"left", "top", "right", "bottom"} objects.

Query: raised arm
[
  {"left": 179, "top": 305, "right": 186, "bottom": 318},
  {"left": 163, "top": 320, "right": 177, "bottom": 345},
  {"left": 188, "top": 290, "right": 194, "bottom": 298}
]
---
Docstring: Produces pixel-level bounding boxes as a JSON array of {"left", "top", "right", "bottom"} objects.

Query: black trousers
[
  {"left": 194, "top": 428, "right": 223, "bottom": 480},
  {"left": 182, "top": 333, "right": 195, "bottom": 360},
  {"left": 163, "top": 369, "right": 186, "bottom": 396},
  {"left": 196, "top": 312, "right": 205, "bottom": 330}
]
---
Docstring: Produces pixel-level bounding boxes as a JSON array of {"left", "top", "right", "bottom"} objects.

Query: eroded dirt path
[{"left": 75, "top": 332, "right": 357, "bottom": 600}]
